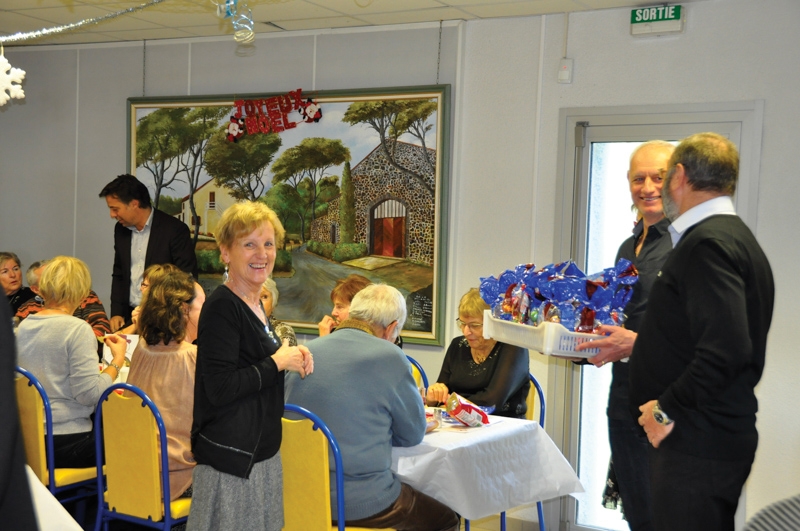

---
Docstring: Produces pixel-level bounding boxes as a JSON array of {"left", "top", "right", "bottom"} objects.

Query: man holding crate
[{"left": 577, "top": 140, "right": 676, "bottom": 531}]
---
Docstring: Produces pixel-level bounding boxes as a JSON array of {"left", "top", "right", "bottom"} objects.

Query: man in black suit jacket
[
  {"left": 629, "top": 133, "right": 774, "bottom": 531},
  {"left": 99, "top": 174, "right": 197, "bottom": 331}
]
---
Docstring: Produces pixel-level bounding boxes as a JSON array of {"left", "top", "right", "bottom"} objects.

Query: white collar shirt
[
  {"left": 128, "top": 208, "right": 154, "bottom": 307},
  {"left": 668, "top": 195, "right": 736, "bottom": 247}
]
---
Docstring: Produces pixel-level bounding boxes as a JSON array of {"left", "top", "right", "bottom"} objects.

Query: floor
[{"left": 465, "top": 514, "right": 542, "bottom": 531}]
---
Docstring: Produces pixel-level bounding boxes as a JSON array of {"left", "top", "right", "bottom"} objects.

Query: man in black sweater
[
  {"left": 577, "top": 140, "right": 675, "bottom": 531},
  {"left": 629, "top": 132, "right": 774, "bottom": 531}
]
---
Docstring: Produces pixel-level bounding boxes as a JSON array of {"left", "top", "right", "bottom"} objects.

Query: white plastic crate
[{"left": 482, "top": 310, "right": 601, "bottom": 358}]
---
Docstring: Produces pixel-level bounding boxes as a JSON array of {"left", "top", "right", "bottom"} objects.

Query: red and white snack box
[{"left": 445, "top": 392, "right": 489, "bottom": 427}]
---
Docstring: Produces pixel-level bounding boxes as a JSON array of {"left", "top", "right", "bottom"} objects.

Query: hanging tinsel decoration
[
  {"left": 211, "top": 0, "right": 256, "bottom": 44},
  {"left": 0, "top": 0, "right": 168, "bottom": 45}
]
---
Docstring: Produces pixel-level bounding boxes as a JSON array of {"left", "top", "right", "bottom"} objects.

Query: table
[
  {"left": 391, "top": 415, "right": 583, "bottom": 521},
  {"left": 26, "top": 465, "right": 82, "bottom": 531}
]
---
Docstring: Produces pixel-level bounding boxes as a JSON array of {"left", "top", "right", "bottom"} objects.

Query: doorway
[{"left": 551, "top": 101, "right": 763, "bottom": 531}]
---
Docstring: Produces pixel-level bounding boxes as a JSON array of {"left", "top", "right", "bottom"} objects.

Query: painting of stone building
[
  {"left": 129, "top": 86, "right": 450, "bottom": 345},
  {"left": 311, "top": 141, "right": 435, "bottom": 266}
]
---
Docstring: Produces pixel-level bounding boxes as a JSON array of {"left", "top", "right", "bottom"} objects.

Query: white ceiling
[{"left": 1, "top": 0, "right": 703, "bottom": 47}]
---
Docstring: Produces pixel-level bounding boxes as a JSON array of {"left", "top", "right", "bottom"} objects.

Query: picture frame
[{"left": 127, "top": 85, "right": 451, "bottom": 345}]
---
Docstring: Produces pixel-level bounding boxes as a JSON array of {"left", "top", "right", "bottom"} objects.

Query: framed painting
[{"left": 127, "top": 85, "right": 451, "bottom": 345}]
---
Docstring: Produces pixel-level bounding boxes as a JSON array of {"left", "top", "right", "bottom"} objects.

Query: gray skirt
[{"left": 186, "top": 452, "right": 283, "bottom": 531}]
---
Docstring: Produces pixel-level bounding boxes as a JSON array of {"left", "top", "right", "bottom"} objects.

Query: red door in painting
[{"left": 371, "top": 199, "right": 407, "bottom": 258}]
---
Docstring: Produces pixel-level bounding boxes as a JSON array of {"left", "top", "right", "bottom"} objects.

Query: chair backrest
[
  {"left": 282, "top": 403, "right": 345, "bottom": 531},
  {"left": 95, "top": 383, "right": 171, "bottom": 521},
  {"left": 15, "top": 368, "right": 49, "bottom": 485},
  {"left": 527, "top": 372, "right": 546, "bottom": 427},
  {"left": 406, "top": 355, "right": 428, "bottom": 389}
]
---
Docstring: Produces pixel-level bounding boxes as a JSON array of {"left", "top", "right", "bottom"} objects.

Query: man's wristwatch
[{"left": 652, "top": 401, "right": 674, "bottom": 426}]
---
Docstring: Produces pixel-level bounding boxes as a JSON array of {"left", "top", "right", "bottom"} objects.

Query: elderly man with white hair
[{"left": 285, "top": 284, "right": 459, "bottom": 531}]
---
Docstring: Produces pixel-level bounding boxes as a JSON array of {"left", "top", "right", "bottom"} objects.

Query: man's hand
[
  {"left": 638, "top": 399, "right": 674, "bottom": 448},
  {"left": 577, "top": 325, "right": 637, "bottom": 367},
  {"left": 110, "top": 315, "right": 125, "bottom": 332}
]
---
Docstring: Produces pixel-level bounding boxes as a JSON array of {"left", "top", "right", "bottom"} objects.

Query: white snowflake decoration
[{"left": 0, "top": 53, "right": 26, "bottom": 106}]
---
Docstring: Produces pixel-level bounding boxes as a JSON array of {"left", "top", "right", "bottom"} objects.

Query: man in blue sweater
[
  {"left": 285, "top": 284, "right": 458, "bottom": 531},
  {"left": 629, "top": 133, "right": 774, "bottom": 531}
]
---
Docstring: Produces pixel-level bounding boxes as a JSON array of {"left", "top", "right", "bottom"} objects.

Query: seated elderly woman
[
  {"left": 260, "top": 278, "right": 296, "bottom": 346},
  {"left": 426, "top": 288, "right": 530, "bottom": 418},
  {"left": 1, "top": 251, "right": 37, "bottom": 314},
  {"left": 16, "top": 256, "right": 128, "bottom": 468},
  {"left": 126, "top": 269, "right": 199, "bottom": 500},
  {"left": 317, "top": 274, "right": 372, "bottom": 336}
]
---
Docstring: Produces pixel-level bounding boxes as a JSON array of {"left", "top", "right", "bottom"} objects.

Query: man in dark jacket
[
  {"left": 99, "top": 174, "right": 197, "bottom": 331},
  {"left": 629, "top": 132, "right": 774, "bottom": 531}
]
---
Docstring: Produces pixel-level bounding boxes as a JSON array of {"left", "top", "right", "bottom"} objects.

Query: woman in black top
[
  {"left": 188, "top": 202, "right": 313, "bottom": 531},
  {"left": 1, "top": 252, "right": 36, "bottom": 314},
  {"left": 426, "top": 288, "right": 530, "bottom": 418}
]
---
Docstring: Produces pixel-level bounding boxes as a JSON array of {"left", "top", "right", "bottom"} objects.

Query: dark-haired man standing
[
  {"left": 629, "top": 133, "right": 774, "bottom": 531},
  {"left": 99, "top": 174, "right": 197, "bottom": 331}
]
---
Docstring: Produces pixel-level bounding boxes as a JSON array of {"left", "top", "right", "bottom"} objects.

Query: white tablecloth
[
  {"left": 391, "top": 416, "right": 583, "bottom": 521},
  {"left": 26, "top": 465, "right": 82, "bottom": 531}
]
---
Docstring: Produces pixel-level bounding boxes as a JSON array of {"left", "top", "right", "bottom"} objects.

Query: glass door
[{"left": 563, "top": 122, "right": 740, "bottom": 531}]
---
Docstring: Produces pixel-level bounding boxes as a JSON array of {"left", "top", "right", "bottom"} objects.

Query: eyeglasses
[{"left": 456, "top": 318, "right": 483, "bottom": 332}]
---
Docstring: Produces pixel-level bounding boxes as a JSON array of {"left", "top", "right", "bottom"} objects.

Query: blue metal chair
[
  {"left": 14, "top": 366, "right": 97, "bottom": 521},
  {"left": 465, "top": 372, "right": 547, "bottom": 531},
  {"left": 93, "top": 383, "right": 190, "bottom": 531},
  {"left": 406, "top": 355, "right": 429, "bottom": 388}
]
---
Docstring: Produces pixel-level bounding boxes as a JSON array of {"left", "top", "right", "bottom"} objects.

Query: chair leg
[{"left": 537, "top": 501, "right": 546, "bottom": 531}]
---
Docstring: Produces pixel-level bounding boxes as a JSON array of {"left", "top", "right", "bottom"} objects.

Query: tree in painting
[
  {"left": 271, "top": 137, "right": 350, "bottom": 239},
  {"left": 175, "top": 107, "right": 229, "bottom": 244},
  {"left": 136, "top": 108, "right": 187, "bottom": 210},
  {"left": 204, "top": 127, "right": 282, "bottom": 201},
  {"left": 342, "top": 99, "right": 436, "bottom": 196},
  {"left": 339, "top": 161, "right": 355, "bottom": 243}
]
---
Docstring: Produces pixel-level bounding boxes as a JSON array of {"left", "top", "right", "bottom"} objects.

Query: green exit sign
[
  {"left": 630, "top": 5, "right": 684, "bottom": 36},
  {"left": 631, "top": 5, "right": 682, "bottom": 23}
]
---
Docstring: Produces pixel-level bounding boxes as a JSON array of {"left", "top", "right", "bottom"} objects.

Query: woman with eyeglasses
[{"left": 426, "top": 288, "right": 530, "bottom": 418}]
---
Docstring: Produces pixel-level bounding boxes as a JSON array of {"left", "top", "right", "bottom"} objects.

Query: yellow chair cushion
[
  {"left": 53, "top": 467, "right": 96, "bottom": 488},
  {"left": 169, "top": 498, "right": 191, "bottom": 520}
]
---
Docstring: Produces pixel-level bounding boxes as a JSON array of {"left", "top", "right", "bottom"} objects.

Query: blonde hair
[
  {"left": 215, "top": 202, "right": 285, "bottom": 249},
  {"left": 458, "top": 288, "right": 489, "bottom": 320},
  {"left": 38, "top": 256, "right": 91, "bottom": 310},
  {"left": 143, "top": 263, "right": 181, "bottom": 287}
]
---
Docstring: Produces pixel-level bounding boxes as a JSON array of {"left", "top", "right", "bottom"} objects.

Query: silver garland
[{"left": 0, "top": 0, "right": 168, "bottom": 45}]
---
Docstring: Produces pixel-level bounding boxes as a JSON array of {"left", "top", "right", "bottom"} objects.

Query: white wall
[{"left": 2, "top": 0, "right": 798, "bottom": 518}]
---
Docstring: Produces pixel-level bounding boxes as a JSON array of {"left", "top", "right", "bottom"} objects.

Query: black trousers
[
  {"left": 609, "top": 416, "right": 653, "bottom": 531},
  {"left": 53, "top": 431, "right": 97, "bottom": 469},
  {"left": 649, "top": 445, "right": 753, "bottom": 531}
]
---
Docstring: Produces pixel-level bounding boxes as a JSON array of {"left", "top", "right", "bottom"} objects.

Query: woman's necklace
[
  {"left": 226, "top": 281, "right": 264, "bottom": 320},
  {"left": 472, "top": 344, "right": 494, "bottom": 364},
  {"left": 39, "top": 305, "right": 73, "bottom": 316},
  {"left": 224, "top": 280, "right": 279, "bottom": 345}
]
